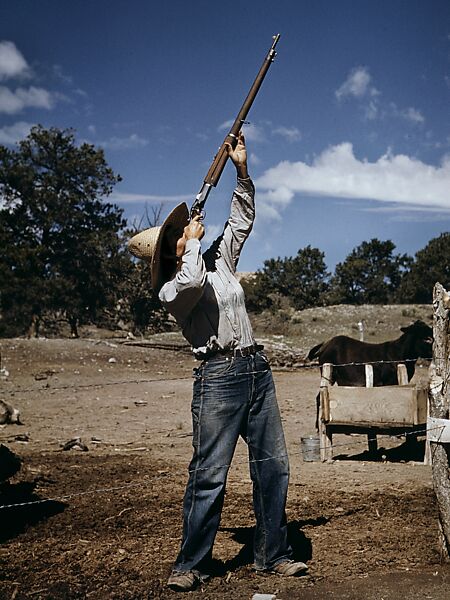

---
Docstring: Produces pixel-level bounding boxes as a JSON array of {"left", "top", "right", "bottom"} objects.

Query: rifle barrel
[
  {"left": 191, "top": 35, "right": 280, "bottom": 218},
  {"left": 203, "top": 34, "right": 280, "bottom": 187}
]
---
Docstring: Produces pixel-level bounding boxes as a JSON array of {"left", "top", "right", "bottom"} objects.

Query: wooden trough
[{"left": 318, "top": 362, "right": 430, "bottom": 463}]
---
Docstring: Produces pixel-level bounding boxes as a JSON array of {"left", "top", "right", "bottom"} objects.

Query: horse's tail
[{"left": 307, "top": 342, "right": 324, "bottom": 361}]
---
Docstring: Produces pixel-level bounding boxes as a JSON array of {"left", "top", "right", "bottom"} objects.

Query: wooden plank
[
  {"left": 320, "top": 363, "right": 332, "bottom": 388},
  {"left": 319, "top": 386, "right": 332, "bottom": 461},
  {"left": 416, "top": 386, "right": 428, "bottom": 425},
  {"left": 365, "top": 364, "right": 374, "bottom": 387},
  {"left": 328, "top": 385, "right": 420, "bottom": 425},
  {"left": 320, "top": 386, "right": 330, "bottom": 423},
  {"left": 397, "top": 363, "right": 408, "bottom": 385}
]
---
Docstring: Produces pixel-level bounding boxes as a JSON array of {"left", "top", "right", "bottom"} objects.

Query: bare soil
[{"left": 0, "top": 305, "right": 449, "bottom": 599}]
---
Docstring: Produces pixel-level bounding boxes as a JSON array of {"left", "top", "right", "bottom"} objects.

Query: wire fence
[
  {"left": 0, "top": 422, "right": 445, "bottom": 511},
  {"left": 0, "top": 353, "right": 447, "bottom": 512},
  {"left": 0, "top": 355, "right": 437, "bottom": 396}
]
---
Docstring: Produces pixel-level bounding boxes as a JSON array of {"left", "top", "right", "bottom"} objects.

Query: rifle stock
[{"left": 190, "top": 34, "right": 280, "bottom": 219}]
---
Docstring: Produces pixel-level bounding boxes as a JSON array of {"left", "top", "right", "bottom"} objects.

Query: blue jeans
[{"left": 173, "top": 350, "right": 292, "bottom": 573}]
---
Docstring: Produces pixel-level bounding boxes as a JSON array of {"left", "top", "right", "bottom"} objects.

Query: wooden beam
[
  {"left": 397, "top": 363, "right": 408, "bottom": 386},
  {"left": 327, "top": 385, "right": 422, "bottom": 426},
  {"left": 429, "top": 282, "right": 450, "bottom": 558}
]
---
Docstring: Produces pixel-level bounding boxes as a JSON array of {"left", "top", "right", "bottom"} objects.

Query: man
[{"left": 128, "top": 133, "right": 307, "bottom": 592}]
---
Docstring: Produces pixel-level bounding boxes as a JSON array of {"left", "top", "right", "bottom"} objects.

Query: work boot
[
  {"left": 167, "top": 570, "right": 199, "bottom": 592},
  {"left": 270, "top": 560, "right": 308, "bottom": 576}
]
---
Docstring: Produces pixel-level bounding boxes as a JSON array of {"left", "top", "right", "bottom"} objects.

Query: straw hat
[{"left": 128, "top": 202, "right": 189, "bottom": 291}]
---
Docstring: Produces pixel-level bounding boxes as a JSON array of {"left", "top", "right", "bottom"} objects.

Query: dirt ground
[{"left": 1, "top": 329, "right": 449, "bottom": 599}]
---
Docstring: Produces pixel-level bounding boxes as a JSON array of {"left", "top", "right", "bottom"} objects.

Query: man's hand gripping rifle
[{"left": 190, "top": 34, "right": 280, "bottom": 220}]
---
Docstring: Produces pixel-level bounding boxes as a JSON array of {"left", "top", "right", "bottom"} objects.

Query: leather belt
[
  {"left": 195, "top": 343, "right": 264, "bottom": 361},
  {"left": 224, "top": 343, "right": 264, "bottom": 358}
]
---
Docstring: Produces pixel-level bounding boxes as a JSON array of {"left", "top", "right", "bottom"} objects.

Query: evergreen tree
[
  {"left": 329, "top": 238, "right": 412, "bottom": 305},
  {"left": 0, "top": 125, "right": 126, "bottom": 336},
  {"left": 242, "top": 246, "right": 330, "bottom": 312},
  {"left": 397, "top": 232, "right": 450, "bottom": 303}
]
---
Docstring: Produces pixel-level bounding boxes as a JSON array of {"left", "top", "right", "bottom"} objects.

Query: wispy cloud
[
  {"left": 110, "top": 191, "right": 193, "bottom": 204},
  {"left": 0, "top": 41, "right": 74, "bottom": 117},
  {"left": 0, "top": 41, "right": 30, "bottom": 81},
  {"left": 272, "top": 125, "right": 302, "bottom": 142},
  {"left": 0, "top": 40, "right": 61, "bottom": 116},
  {"left": 218, "top": 119, "right": 301, "bottom": 145},
  {"left": 0, "top": 85, "right": 54, "bottom": 114},
  {"left": 390, "top": 103, "right": 425, "bottom": 124},
  {"left": 256, "top": 142, "right": 450, "bottom": 218},
  {"left": 0, "top": 120, "right": 33, "bottom": 144},
  {"left": 336, "top": 66, "right": 424, "bottom": 125},
  {"left": 218, "top": 119, "right": 266, "bottom": 143},
  {"left": 249, "top": 152, "right": 261, "bottom": 166},
  {"left": 99, "top": 133, "right": 149, "bottom": 150},
  {"left": 335, "top": 66, "right": 379, "bottom": 100}
]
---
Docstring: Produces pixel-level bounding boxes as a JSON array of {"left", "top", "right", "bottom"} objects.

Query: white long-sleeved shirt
[{"left": 159, "top": 177, "right": 256, "bottom": 358}]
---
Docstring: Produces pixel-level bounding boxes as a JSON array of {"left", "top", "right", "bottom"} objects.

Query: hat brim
[{"left": 151, "top": 203, "right": 189, "bottom": 291}]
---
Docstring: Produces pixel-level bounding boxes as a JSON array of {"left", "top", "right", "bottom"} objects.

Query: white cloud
[
  {"left": 364, "top": 100, "right": 379, "bottom": 121},
  {"left": 242, "top": 122, "right": 265, "bottom": 143},
  {"left": 272, "top": 126, "right": 302, "bottom": 142},
  {"left": 0, "top": 85, "right": 54, "bottom": 114},
  {"left": 110, "top": 191, "right": 193, "bottom": 204},
  {"left": 99, "top": 133, "right": 149, "bottom": 150},
  {"left": 249, "top": 152, "right": 261, "bottom": 166},
  {"left": 255, "top": 143, "right": 450, "bottom": 218},
  {"left": 336, "top": 66, "right": 378, "bottom": 100},
  {"left": 336, "top": 66, "right": 426, "bottom": 126},
  {"left": 394, "top": 105, "right": 425, "bottom": 124},
  {"left": 0, "top": 41, "right": 30, "bottom": 81},
  {"left": 257, "top": 186, "right": 295, "bottom": 221},
  {"left": 218, "top": 119, "right": 266, "bottom": 143},
  {"left": 0, "top": 121, "right": 33, "bottom": 144}
]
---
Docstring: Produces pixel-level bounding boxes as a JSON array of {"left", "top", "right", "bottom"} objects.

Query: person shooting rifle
[{"left": 128, "top": 35, "right": 308, "bottom": 592}]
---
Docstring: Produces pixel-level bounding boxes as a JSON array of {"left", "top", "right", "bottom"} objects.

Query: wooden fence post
[
  {"left": 429, "top": 282, "right": 450, "bottom": 558},
  {"left": 319, "top": 363, "right": 333, "bottom": 462}
]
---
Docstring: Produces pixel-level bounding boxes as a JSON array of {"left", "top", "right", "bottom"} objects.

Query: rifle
[{"left": 190, "top": 34, "right": 280, "bottom": 219}]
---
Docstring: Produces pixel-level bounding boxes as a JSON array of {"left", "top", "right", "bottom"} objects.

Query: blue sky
[{"left": 1, "top": 0, "right": 450, "bottom": 272}]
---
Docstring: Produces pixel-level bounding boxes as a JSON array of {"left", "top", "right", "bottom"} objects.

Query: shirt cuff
[
  {"left": 184, "top": 238, "right": 201, "bottom": 253},
  {"left": 236, "top": 176, "right": 254, "bottom": 193}
]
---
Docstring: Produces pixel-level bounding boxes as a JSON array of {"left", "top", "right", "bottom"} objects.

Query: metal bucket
[{"left": 301, "top": 435, "right": 320, "bottom": 462}]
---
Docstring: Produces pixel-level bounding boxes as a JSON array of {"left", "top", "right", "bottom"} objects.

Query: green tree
[
  {"left": 0, "top": 125, "right": 126, "bottom": 336},
  {"left": 242, "top": 245, "right": 330, "bottom": 312},
  {"left": 329, "top": 238, "right": 412, "bottom": 305},
  {"left": 118, "top": 261, "right": 173, "bottom": 334},
  {"left": 397, "top": 232, "right": 450, "bottom": 303}
]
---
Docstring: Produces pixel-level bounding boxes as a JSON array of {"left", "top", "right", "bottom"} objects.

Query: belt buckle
[{"left": 238, "top": 345, "right": 253, "bottom": 357}]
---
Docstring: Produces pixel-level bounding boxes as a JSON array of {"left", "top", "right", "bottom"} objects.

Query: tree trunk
[{"left": 429, "top": 282, "right": 450, "bottom": 558}]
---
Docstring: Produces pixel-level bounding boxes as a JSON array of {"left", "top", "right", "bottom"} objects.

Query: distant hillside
[
  {"left": 250, "top": 304, "right": 433, "bottom": 357},
  {"left": 110, "top": 303, "right": 434, "bottom": 369}
]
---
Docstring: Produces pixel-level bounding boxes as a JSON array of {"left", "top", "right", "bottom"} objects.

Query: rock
[
  {"left": 61, "top": 437, "right": 89, "bottom": 451},
  {"left": 0, "top": 399, "right": 21, "bottom": 424}
]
